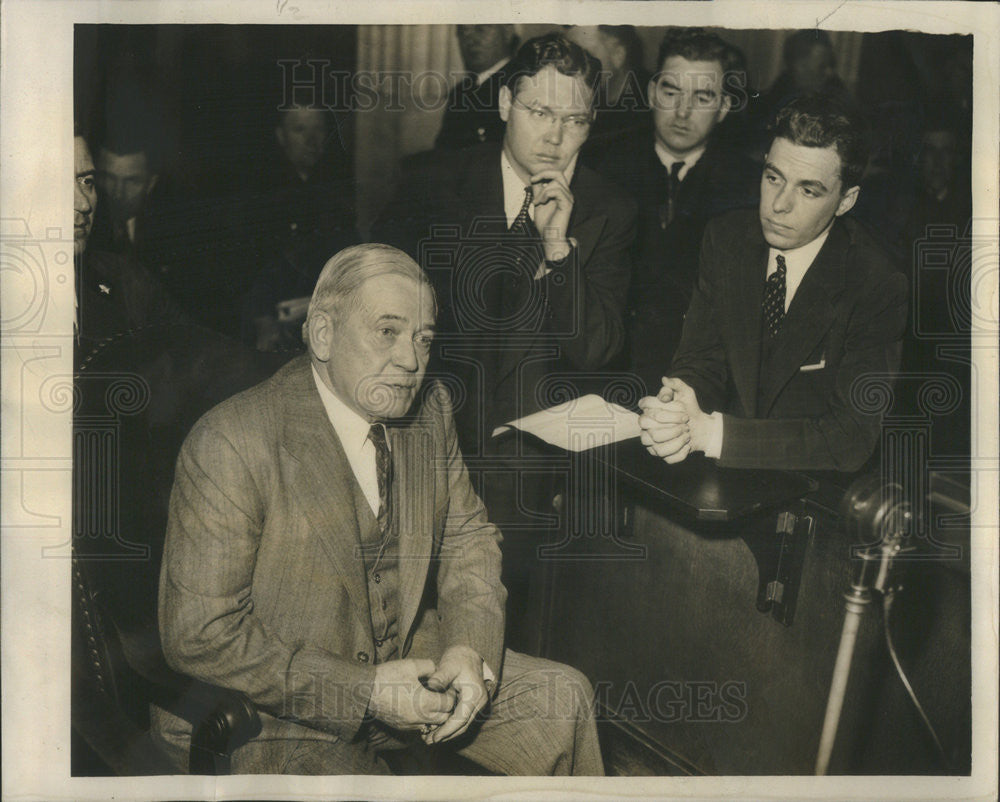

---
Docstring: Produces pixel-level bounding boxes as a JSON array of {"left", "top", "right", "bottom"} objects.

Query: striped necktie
[
  {"left": 367, "top": 423, "right": 392, "bottom": 535},
  {"left": 509, "top": 184, "right": 533, "bottom": 234}
]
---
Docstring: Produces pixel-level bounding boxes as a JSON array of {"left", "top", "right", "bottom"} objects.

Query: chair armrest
[{"left": 118, "top": 628, "right": 262, "bottom": 774}]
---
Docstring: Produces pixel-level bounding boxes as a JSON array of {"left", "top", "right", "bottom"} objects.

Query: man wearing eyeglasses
[
  {"left": 596, "top": 28, "right": 759, "bottom": 394},
  {"left": 376, "top": 32, "right": 635, "bottom": 651}
]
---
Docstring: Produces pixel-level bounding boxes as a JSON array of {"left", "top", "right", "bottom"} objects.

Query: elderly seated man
[{"left": 153, "top": 243, "right": 603, "bottom": 775}]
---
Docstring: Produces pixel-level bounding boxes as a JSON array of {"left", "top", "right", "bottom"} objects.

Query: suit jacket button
[{"left": 357, "top": 651, "right": 370, "bottom": 663}]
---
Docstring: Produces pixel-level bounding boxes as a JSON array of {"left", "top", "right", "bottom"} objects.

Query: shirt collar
[
  {"left": 500, "top": 149, "right": 577, "bottom": 228},
  {"left": 311, "top": 363, "right": 389, "bottom": 456},
  {"left": 653, "top": 141, "right": 707, "bottom": 182},
  {"left": 767, "top": 225, "right": 833, "bottom": 310},
  {"left": 474, "top": 57, "right": 509, "bottom": 87},
  {"left": 770, "top": 224, "right": 832, "bottom": 273}
]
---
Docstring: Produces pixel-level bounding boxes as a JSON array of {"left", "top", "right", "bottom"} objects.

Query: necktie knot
[
  {"left": 510, "top": 184, "right": 533, "bottom": 233},
  {"left": 669, "top": 160, "right": 684, "bottom": 181}
]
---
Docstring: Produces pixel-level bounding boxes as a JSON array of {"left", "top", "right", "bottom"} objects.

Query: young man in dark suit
[
  {"left": 379, "top": 32, "right": 635, "bottom": 451},
  {"left": 596, "top": 28, "right": 759, "bottom": 393},
  {"left": 638, "top": 94, "right": 907, "bottom": 472},
  {"left": 375, "top": 32, "right": 635, "bottom": 649}
]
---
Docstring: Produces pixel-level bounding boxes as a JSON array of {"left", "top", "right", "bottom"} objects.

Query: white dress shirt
[
  {"left": 311, "top": 364, "right": 386, "bottom": 516},
  {"left": 765, "top": 226, "right": 832, "bottom": 313},
  {"left": 653, "top": 141, "right": 707, "bottom": 183},
  {"left": 473, "top": 57, "right": 509, "bottom": 88}
]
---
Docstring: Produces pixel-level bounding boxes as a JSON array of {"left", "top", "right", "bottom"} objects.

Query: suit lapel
[
  {"left": 457, "top": 147, "right": 505, "bottom": 225},
  {"left": 728, "top": 222, "right": 769, "bottom": 419},
  {"left": 278, "top": 359, "right": 373, "bottom": 635},
  {"left": 758, "top": 221, "right": 848, "bottom": 414},
  {"left": 390, "top": 416, "right": 436, "bottom": 643}
]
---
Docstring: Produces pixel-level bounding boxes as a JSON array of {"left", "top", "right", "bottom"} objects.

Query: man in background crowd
[
  {"left": 596, "top": 27, "right": 759, "bottom": 393},
  {"left": 244, "top": 105, "right": 359, "bottom": 350},
  {"left": 435, "top": 24, "right": 518, "bottom": 150},
  {"left": 92, "top": 127, "right": 162, "bottom": 260},
  {"left": 565, "top": 25, "right": 651, "bottom": 164},
  {"left": 74, "top": 129, "right": 180, "bottom": 360},
  {"left": 751, "top": 29, "right": 852, "bottom": 158}
]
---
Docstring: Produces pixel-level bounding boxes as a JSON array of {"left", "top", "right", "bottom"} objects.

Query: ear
[
  {"left": 716, "top": 93, "right": 732, "bottom": 124},
  {"left": 835, "top": 185, "right": 860, "bottom": 217},
  {"left": 306, "top": 309, "right": 334, "bottom": 361},
  {"left": 498, "top": 85, "right": 512, "bottom": 123}
]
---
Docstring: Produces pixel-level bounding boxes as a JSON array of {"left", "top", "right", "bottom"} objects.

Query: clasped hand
[
  {"left": 368, "top": 645, "right": 489, "bottom": 745},
  {"left": 638, "top": 377, "right": 709, "bottom": 464}
]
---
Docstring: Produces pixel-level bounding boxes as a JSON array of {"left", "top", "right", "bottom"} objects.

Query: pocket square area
[{"left": 799, "top": 358, "right": 826, "bottom": 372}]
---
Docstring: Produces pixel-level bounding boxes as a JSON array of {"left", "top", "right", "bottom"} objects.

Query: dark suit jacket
[
  {"left": 434, "top": 69, "right": 509, "bottom": 151},
  {"left": 596, "top": 133, "right": 760, "bottom": 392},
  {"left": 374, "top": 142, "right": 636, "bottom": 455},
  {"left": 156, "top": 356, "right": 506, "bottom": 757},
  {"left": 671, "top": 209, "right": 908, "bottom": 472},
  {"left": 75, "top": 248, "right": 185, "bottom": 362}
]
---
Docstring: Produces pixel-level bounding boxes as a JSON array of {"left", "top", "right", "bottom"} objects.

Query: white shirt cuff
[{"left": 703, "top": 411, "right": 724, "bottom": 459}]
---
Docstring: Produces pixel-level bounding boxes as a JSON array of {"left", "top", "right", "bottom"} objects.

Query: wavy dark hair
[
  {"left": 770, "top": 93, "right": 870, "bottom": 189},
  {"left": 503, "top": 33, "right": 602, "bottom": 99},
  {"left": 655, "top": 27, "right": 747, "bottom": 104}
]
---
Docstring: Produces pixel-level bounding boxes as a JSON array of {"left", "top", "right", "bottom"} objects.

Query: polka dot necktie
[
  {"left": 763, "top": 253, "right": 787, "bottom": 337},
  {"left": 367, "top": 423, "right": 392, "bottom": 536}
]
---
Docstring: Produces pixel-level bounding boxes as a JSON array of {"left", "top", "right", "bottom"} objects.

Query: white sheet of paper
[{"left": 493, "top": 394, "right": 640, "bottom": 452}]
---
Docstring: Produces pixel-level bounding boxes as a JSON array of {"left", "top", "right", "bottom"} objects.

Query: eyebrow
[
  {"left": 76, "top": 169, "right": 96, "bottom": 178},
  {"left": 375, "top": 314, "right": 436, "bottom": 330},
  {"left": 763, "top": 161, "right": 830, "bottom": 194}
]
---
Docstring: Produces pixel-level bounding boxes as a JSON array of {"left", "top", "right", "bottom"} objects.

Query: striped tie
[
  {"left": 509, "top": 184, "right": 533, "bottom": 234},
  {"left": 367, "top": 423, "right": 392, "bottom": 535}
]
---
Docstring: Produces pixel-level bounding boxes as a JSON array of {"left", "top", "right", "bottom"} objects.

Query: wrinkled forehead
[
  {"left": 355, "top": 273, "right": 437, "bottom": 326},
  {"left": 511, "top": 64, "right": 594, "bottom": 112}
]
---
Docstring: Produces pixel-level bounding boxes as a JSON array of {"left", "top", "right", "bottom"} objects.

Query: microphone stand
[{"left": 814, "top": 477, "right": 912, "bottom": 775}]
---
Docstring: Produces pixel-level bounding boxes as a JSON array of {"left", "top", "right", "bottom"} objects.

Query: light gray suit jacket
[{"left": 156, "top": 356, "right": 506, "bottom": 754}]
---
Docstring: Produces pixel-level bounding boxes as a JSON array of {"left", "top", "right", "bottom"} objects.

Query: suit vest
[{"left": 352, "top": 477, "right": 400, "bottom": 663}]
